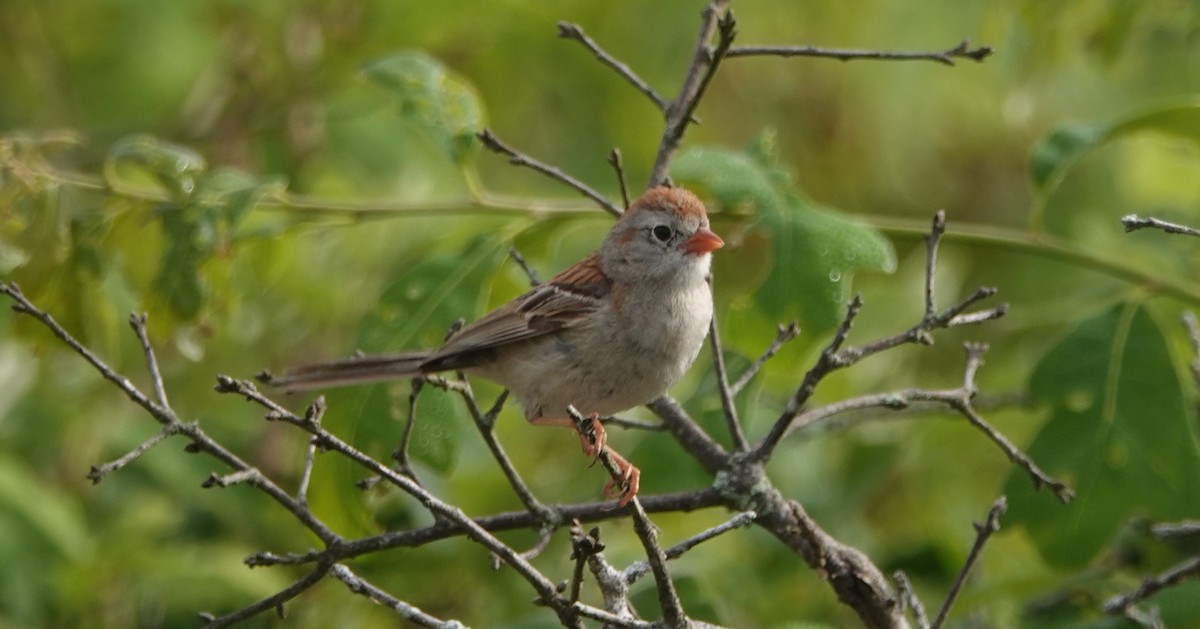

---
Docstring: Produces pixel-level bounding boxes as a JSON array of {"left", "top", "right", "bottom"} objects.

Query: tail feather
[{"left": 260, "top": 351, "right": 432, "bottom": 392}]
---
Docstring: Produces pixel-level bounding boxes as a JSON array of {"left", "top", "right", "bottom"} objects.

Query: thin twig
[
  {"left": 2, "top": 283, "right": 344, "bottom": 551},
  {"left": 129, "top": 312, "right": 170, "bottom": 408},
  {"left": 454, "top": 379, "right": 555, "bottom": 523},
  {"left": 218, "top": 377, "right": 582, "bottom": 623},
  {"left": 87, "top": 424, "right": 180, "bottom": 483},
  {"left": 391, "top": 378, "right": 424, "bottom": 482},
  {"left": 477, "top": 128, "right": 621, "bottom": 217},
  {"left": 566, "top": 406, "right": 687, "bottom": 627},
  {"left": 753, "top": 294, "right": 863, "bottom": 462},
  {"left": 2, "top": 282, "right": 170, "bottom": 424},
  {"left": 1104, "top": 555, "right": 1200, "bottom": 619},
  {"left": 730, "top": 322, "right": 800, "bottom": 396},
  {"left": 627, "top": 498, "right": 686, "bottom": 627},
  {"left": 893, "top": 571, "right": 931, "bottom": 629},
  {"left": 1122, "top": 214, "right": 1200, "bottom": 238},
  {"left": 508, "top": 247, "right": 542, "bottom": 286},
  {"left": 707, "top": 282, "right": 749, "bottom": 451},
  {"left": 330, "top": 564, "right": 469, "bottom": 629},
  {"left": 753, "top": 211, "right": 1010, "bottom": 462},
  {"left": 297, "top": 436, "right": 318, "bottom": 504},
  {"left": 569, "top": 521, "right": 605, "bottom": 603},
  {"left": 608, "top": 149, "right": 631, "bottom": 209},
  {"left": 923, "top": 211, "right": 946, "bottom": 321},
  {"left": 199, "top": 564, "right": 331, "bottom": 628},
  {"left": 626, "top": 511, "right": 757, "bottom": 583},
  {"left": 727, "top": 39, "right": 993, "bottom": 66},
  {"left": 1151, "top": 520, "right": 1200, "bottom": 541},
  {"left": 558, "top": 22, "right": 668, "bottom": 112},
  {"left": 931, "top": 497, "right": 1007, "bottom": 629},
  {"left": 647, "top": 1, "right": 734, "bottom": 188}
]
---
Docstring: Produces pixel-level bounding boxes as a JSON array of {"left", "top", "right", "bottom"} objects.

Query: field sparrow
[{"left": 263, "top": 186, "right": 724, "bottom": 506}]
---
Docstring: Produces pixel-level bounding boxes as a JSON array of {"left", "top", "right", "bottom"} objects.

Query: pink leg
[
  {"left": 601, "top": 449, "right": 641, "bottom": 508},
  {"left": 529, "top": 413, "right": 640, "bottom": 506},
  {"left": 529, "top": 412, "right": 607, "bottom": 457}
]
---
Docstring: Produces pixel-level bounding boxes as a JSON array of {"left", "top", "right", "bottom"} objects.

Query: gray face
[{"left": 601, "top": 205, "right": 711, "bottom": 285}]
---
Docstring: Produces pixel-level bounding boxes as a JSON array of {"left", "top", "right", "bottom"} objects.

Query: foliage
[{"left": 2, "top": 0, "right": 1200, "bottom": 627}]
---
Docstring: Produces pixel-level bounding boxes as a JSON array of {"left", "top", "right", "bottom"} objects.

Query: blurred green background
[{"left": 2, "top": 0, "right": 1200, "bottom": 627}]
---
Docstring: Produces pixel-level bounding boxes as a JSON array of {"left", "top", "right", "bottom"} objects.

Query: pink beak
[{"left": 683, "top": 228, "right": 725, "bottom": 255}]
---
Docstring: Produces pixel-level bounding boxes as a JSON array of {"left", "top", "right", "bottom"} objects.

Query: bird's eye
[{"left": 651, "top": 225, "right": 673, "bottom": 242}]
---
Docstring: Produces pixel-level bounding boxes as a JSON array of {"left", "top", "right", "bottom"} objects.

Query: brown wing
[{"left": 422, "top": 252, "right": 609, "bottom": 370}]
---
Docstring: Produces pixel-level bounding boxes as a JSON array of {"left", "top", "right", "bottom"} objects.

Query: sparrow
[{"left": 263, "top": 186, "right": 724, "bottom": 506}]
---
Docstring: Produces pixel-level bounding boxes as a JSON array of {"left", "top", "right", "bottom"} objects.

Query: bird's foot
[{"left": 600, "top": 449, "right": 641, "bottom": 508}]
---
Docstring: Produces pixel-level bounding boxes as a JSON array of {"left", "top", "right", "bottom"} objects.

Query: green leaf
[
  {"left": 762, "top": 202, "right": 896, "bottom": 330},
  {"left": 198, "top": 168, "right": 284, "bottom": 230},
  {"left": 405, "top": 384, "right": 464, "bottom": 474},
  {"left": 155, "top": 205, "right": 210, "bottom": 319},
  {"left": 1004, "top": 303, "right": 1200, "bottom": 568},
  {"left": 359, "top": 234, "right": 510, "bottom": 352},
  {"left": 106, "top": 135, "right": 207, "bottom": 202},
  {"left": 1031, "top": 103, "right": 1200, "bottom": 198},
  {"left": 362, "top": 52, "right": 487, "bottom": 164},
  {"left": 673, "top": 140, "right": 896, "bottom": 331}
]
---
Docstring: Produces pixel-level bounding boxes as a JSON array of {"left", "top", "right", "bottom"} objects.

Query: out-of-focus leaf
[
  {"left": 1031, "top": 103, "right": 1200, "bottom": 198},
  {"left": 1005, "top": 303, "right": 1200, "bottom": 568},
  {"left": 198, "top": 168, "right": 284, "bottom": 231},
  {"left": 673, "top": 140, "right": 896, "bottom": 331},
  {"left": 362, "top": 52, "right": 486, "bottom": 164},
  {"left": 359, "top": 234, "right": 510, "bottom": 352},
  {"left": 106, "top": 135, "right": 207, "bottom": 202},
  {"left": 155, "top": 205, "right": 209, "bottom": 319},
  {"left": 404, "top": 383, "right": 464, "bottom": 474}
]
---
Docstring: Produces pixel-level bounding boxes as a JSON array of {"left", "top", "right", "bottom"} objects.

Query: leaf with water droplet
[
  {"left": 673, "top": 142, "right": 896, "bottom": 332},
  {"left": 106, "top": 135, "right": 207, "bottom": 203}
]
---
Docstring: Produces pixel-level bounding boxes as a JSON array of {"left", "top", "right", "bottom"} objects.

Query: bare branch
[
  {"left": 708, "top": 280, "right": 749, "bottom": 451},
  {"left": 1122, "top": 214, "right": 1200, "bottom": 238},
  {"left": 753, "top": 211, "right": 1008, "bottom": 462},
  {"left": 218, "top": 377, "right": 578, "bottom": 620},
  {"left": 129, "top": 312, "right": 170, "bottom": 408},
  {"left": 727, "top": 39, "right": 993, "bottom": 66},
  {"left": 453, "top": 378, "right": 556, "bottom": 523},
  {"left": 330, "top": 564, "right": 468, "bottom": 629},
  {"left": 647, "top": 1, "right": 735, "bottom": 187},
  {"left": 3, "top": 282, "right": 171, "bottom": 424},
  {"left": 508, "top": 247, "right": 542, "bottom": 286},
  {"left": 1104, "top": 555, "right": 1200, "bottom": 621},
  {"left": 199, "top": 565, "right": 330, "bottom": 628},
  {"left": 893, "top": 571, "right": 930, "bottom": 629},
  {"left": 931, "top": 497, "right": 1007, "bottom": 629},
  {"left": 730, "top": 322, "right": 800, "bottom": 396},
  {"left": 566, "top": 406, "right": 687, "bottom": 626},
  {"left": 477, "top": 128, "right": 621, "bottom": 217},
  {"left": 626, "top": 511, "right": 757, "bottom": 583},
  {"left": 558, "top": 22, "right": 668, "bottom": 113},
  {"left": 753, "top": 295, "right": 863, "bottom": 462},
  {"left": 390, "top": 378, "right": 424, "bottom": 483},
  {"left": 608, "top": 148, "right": 631, "bottom": 209},
  {"left": 923, "top": 211, "right": 946, "bottom": 320},
  {"left": 1151, "top": 520, "right": 1200, "bottom": 541},
  {"left": 87, "top": 424, "right": 180, "bottom": 483}
]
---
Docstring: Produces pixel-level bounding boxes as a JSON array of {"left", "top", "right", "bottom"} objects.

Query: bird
[{"left": 262, "top": 186, "right": 724, "bottom": 506}]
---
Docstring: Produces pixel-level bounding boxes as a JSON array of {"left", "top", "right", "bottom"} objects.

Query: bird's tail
[{"left": 258, "top": 351, "right": 433, "bottom": 392}]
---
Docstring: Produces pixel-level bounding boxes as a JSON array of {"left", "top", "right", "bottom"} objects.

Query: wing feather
[{"left": 425, "top": 252, "right": 609, "bottom": 366}]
